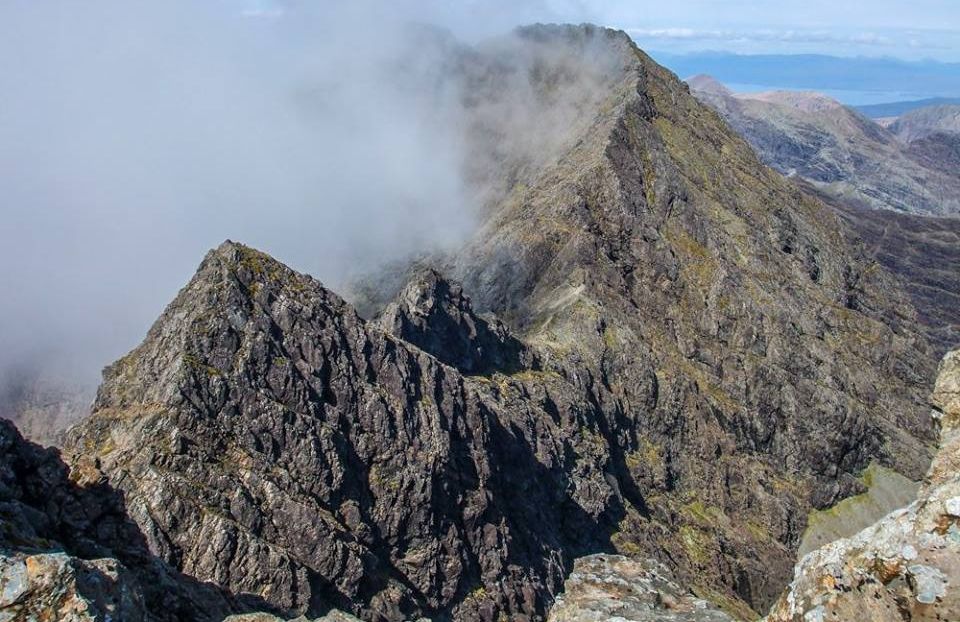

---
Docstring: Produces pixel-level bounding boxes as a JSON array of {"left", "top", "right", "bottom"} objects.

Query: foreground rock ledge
[{"left": 547, "top": 554, "right": 734, "bottom": 621}]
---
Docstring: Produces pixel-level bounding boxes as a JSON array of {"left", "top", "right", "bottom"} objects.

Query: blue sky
[{"left": 598, "top": 0, "right": 960, "bottom": 61}]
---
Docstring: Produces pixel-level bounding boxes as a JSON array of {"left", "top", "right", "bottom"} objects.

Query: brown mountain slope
[
  {"left": 59, "top": 25, "right": 937, "bottom": 621},
  {"left": 800, "top": 181, "right": 960, "bottom": 353}
]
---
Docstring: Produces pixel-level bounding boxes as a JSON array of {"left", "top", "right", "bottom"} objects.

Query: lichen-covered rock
[
  {"left": 547, "top": 555, "right": 736, "bottom": 621},
  {"left": 764, "top": 349, "right": 960, "bottom": 622},
  {"left": 0, "top": 552, "right": 147, "bottom": 622}
]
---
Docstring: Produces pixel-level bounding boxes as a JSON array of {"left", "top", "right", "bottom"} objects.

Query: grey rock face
[
  {"left": 547, "top": 555, "right": 736, "bottom": 621},
  {"left": 64, "top": 242, "right": 639, "bottom": 621}
]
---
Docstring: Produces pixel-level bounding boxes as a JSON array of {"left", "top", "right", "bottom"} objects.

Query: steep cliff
[{"left": 765, "top": 349, "right": 960, "bottom": 621}]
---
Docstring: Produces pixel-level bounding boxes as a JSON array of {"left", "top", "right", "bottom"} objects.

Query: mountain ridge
[{"left": 12, "top": 24, "right": 941, "bottom": 621}]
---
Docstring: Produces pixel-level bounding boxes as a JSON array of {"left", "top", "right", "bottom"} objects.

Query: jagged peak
[
  {"left": 375, "top": 267, "right": 534, "bottom": 375},
  {"left": 93, "top": 241, "right": 354, "bottom": 411}
]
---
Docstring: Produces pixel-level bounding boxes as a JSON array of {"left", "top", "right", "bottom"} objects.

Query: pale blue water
[{"left": 725, "top": 82, "right": 943, "bottom": 106}]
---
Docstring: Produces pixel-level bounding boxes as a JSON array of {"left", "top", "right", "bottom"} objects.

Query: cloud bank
[
  {"left": 0, "top": 2, "right": 496, "bottom": 384},
  {"left": 0, "top": 0, "right": 615, "bottom": 388}
]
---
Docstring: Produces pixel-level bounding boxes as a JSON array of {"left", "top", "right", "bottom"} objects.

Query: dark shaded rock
[
  {"left": 375, "top": 268, "right": 535, "bottom": 375},
  {"left": 0, "top": 417, "right": 248, "bottom": 621},
  {"left": 63, "top": 242, "right": 635, "bottom": 621},
  {"left": 806, "top": 182, "right": 960, "bottom": 353}
]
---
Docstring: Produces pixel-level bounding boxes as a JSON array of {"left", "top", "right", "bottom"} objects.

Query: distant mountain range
[
  {"left": 657, "top": 51, "right": 960, "bottom": 100},
  {"left": 688, "top": 75, "right": 960, "bottom": 217}
]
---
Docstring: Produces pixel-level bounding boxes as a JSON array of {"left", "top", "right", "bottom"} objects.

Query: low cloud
[{"left": 0, "top": 1, "right": 616, "bottom": 389}]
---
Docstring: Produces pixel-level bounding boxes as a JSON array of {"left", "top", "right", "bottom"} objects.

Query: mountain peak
[
  {"left": 686, "top": 74, "right": 732, "bottom": 96},
  {"left": 374, "top": 267, "right": 535, "bottom": 375},
  {"left": 737, "top": 89, "right": 845, "bottom": 114}
]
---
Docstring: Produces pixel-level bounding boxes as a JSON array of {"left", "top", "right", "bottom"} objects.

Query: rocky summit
[{"left": 3, "top": 24, "right": 946, "bottom": 622}]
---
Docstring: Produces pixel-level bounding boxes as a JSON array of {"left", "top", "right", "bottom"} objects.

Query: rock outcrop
[
  {"left": 375, "top": 268, "right": 535, "bottom": 375},
  {"left": 0, "top": 551, "right": 148, "bottom": 622},
  {"left": 55, "top": 25, "right": 940, "bottom": 622},
  {"left": 764, "top": 349, "right": 960, "bottom": 621},
  {"left": 547, "top": 555, "right": 737, "bottom": 621}
]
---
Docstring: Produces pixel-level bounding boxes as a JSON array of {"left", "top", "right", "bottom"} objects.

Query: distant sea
[{"left": 724, "top": 83, "right": 944, "bottom": 107}]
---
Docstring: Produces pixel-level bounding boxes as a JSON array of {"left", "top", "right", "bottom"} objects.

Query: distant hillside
[
  {"left": 688, "top": 76, "right": 960, "bottom": 353},
  {"left": 856, "top": 97, "right": 960, "bottom": 119},
  {"left": 889, "top": 104, "right": 960, "bottom": 142},
  {"left": 688, "top": 77, "right": 960, "bottom": 217}
]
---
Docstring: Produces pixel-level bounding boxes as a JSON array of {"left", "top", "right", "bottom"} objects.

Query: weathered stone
[
  {"left": 547, "top": 555, "right": 736, "bottom": 621},
  {"left": 0, "top": 552, "right": 147, "bottom": 622}
]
